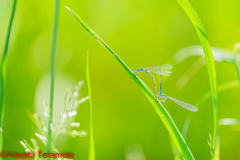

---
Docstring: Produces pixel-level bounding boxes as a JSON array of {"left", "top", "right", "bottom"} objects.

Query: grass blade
[
  {"left": 66, "top": 7, "right": 194, "bottom": 159},
  {"left": 234, "top": 43, "right": 240, "bottom": 84},
  {"left": 170, "top": 137, "right": 183, "bottom": 160},
  {"left": 86, "top": 53, "right": 95, "bottom": 160},
  {"left": 0, "top": 0, "right": 17, "bottom": 155},
  {"left": 172, "top": 45, "right": 237, "bottom": 64},
  {"left": 197, "top": 81, "right": 238, "bottom": 108},
  {"left": 182, "top": 80, "right": 238, "bottom": 138},
  {"left": 177, "top": 0, "right": 218, "bottom": 158},
  {"left": 176, "top": 57, "right": 205, "bottom": 89},
  {"left": 46, "top": 0, "right": 60, "bottom": 155},
  {"left": 182, "top": 80, "right": 239, "bottom": 139}
]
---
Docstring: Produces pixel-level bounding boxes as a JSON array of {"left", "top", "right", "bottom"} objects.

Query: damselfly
[
  {"left": 135, "top": 64, "right": 198, "bottom": 112},
  {"left": 134, "top": 64, "right": 172, "bottom": 100}
]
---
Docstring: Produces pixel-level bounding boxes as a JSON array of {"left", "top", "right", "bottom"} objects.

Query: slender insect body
[
  {"left": 158, "top": 93, "right": 167, "bottom": 102},
  {"left": 135, "top": 64, "right": 198, "bottom": 112}
]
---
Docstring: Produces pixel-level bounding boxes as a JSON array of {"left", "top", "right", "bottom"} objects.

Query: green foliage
[
  {"left": 177, "top": 0, "right": 218, "bottom": 159},
  {"left": 182, "top": 80, "right": 239, "bottom": 139},
  {"left": 21, "top": 82, "right": 88, "bottom": 159},
  {"left": 234, "top": 44, "right": 240, "bottom": 83},
  {"left": 47, "top": 0, "right": 60, "bottom": 155},
  {"left": 1, "top": 0, "right": 240, "bottom": 159},
  {"left": 172, "top": 45, "right": 238, "bottom": 64},
  {"left": 66, "top": 7, "right": 195, "bottom": 159},
  {"left": 0, "top": 0, "right": 17, "bottom": 155},
  {"left": 86, "top": 53, "right": 95, "bottom": 160}
]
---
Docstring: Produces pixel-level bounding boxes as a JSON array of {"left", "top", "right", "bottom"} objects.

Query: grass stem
[
  {"left": 86, "top": 53, "right": 95, "bottom": 160},
  {"left": 46, "top": 0, "right": 60, "bottom": 155},
  {"left": 0, "top": 0, "right": 17, "bottom": 155},
  {"left": 177, "top": 0, "right": 218, "bottom": 158},
  {"left": 234, "top": 44, "right": 240, "bottom": 84}
]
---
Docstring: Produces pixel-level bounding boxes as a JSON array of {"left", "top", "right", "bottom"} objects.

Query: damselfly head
[{"left": 134, "top": 69, "right": 141, "bottom": 76}]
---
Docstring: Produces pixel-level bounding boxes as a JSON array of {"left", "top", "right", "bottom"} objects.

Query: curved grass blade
[
  {"left": 65, "top": 7, "right": 195, "bottom": 159},
  {"left": 172, "top": 45, "right": 237, "bottom": 64},
  {"left": 46, "top": 0, "right": 60, "bottom": 155},
  {"left": 177, "top": 0, "right": 218, "bottom": 158},
  {"left": 234, "top": 44, "right": 240, "bottom": 84},
  {"left": 182, "top": 80, "right": 239, "bottom": 139},
  {"left": 176, "top": 57, "right": 205, "bottom": 89},
  {"left": 197, "top": 81, "right": 238, "bottom": 108},
  {"left": 170, "top": 136, "right": 183, "bottom": 160},
  {"left": 214, "top": 137, "right": 220, "bottom": 160},
  {"left": 0, "top": 0, "right": 17, "bottom": 155},
  {"left": 167, "top": 96, "right": 198, "bottom": 112},
  {"left": 86, "top": 53, "right": 95, "bottom": 160}
]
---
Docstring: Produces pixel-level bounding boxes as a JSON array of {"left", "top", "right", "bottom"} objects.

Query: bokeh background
[{"left": 0, "top": 0, "right": 240, "bottom": 159}]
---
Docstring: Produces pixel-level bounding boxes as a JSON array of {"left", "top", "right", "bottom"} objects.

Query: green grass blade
[
  {"left": 46, "top": 0, "right": 60, "bottom": 155},
  {"left": 172, "top": 45, "right": 236, "bottom": 64},
  {"left": 182, "top": 80, "right": 239, "bottom": 139},
  {"left": 65, "top": 7, "right": 194, "bottom": 159},
  {"left": 177, "top": 0, "right": 218, "bottom": 158},
  {"left": 197, "top": 81, "right": 238, "bottom": 108},
  {"left": 170, "top": 137, "right": 183, "bottom": 160},
  {"left": 214, "top": 137, "right": 220, "bottom": 160},
  {"left": 0, "top": 0, "right": 17, "bottom": 155},
  {"left": 86, "top": 53, "right": 95, "bottom": 160},
  {"left": 234, "top": 44, "right": 240, "bottom": 84}
]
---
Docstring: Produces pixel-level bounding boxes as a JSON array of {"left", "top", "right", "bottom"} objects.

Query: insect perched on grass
[
  {"left": 134, "top": 64, "right": 172, "bottom": 100},
  {"left": 134, "top": 64, "right": 198, "bottom": 112}
]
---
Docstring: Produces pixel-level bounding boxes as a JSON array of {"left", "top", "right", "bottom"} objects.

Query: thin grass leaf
[
  {"left": 25, "top": 108, "right": 47, "bottom": 136},
  {"left": 86, "top": 53, "right": 95, "bottom": 160},
  {"left": 214, "top": 137, "right": 220, "bottom": 160},
  {"left": 173, "top": 45, "right": 239, "bottom": 89},
  {"left": 66, "top": 7, "right": 194, "bottom": 159},
  {"left": 47, "top": 0, "right": 60, "bottom": 155},
  {"left": 234, "top": 43, "right": 240, "bottom": 84},
  {"left": 0, "top": 0, "right": 17, "bottom": 154},
  {"left": 172, "top": 45, "right": 237, "bottom": 64},
  {"left": 182, "top": 80, "right": 239, "bottom": 139},
  {"left": 170, "top": 137, "right": 183, "bottom": 160},
  {"left": 197, "top": 81, "right": 238, "bottom": 107},
  {"left": 177, "top": 0, "right": 218, "bottom": 159},
  {"left": 176, "top": 57, "right": 205, "bottom": 89}
]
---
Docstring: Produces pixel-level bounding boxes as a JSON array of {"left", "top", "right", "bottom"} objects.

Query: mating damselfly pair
[{"left": 134, "top": 64, "right": 198, "bottom": 112}]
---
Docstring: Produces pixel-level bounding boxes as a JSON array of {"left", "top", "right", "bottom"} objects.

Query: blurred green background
[{"left": 0, "top": 0, "right": 240, "bottom": 159}]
